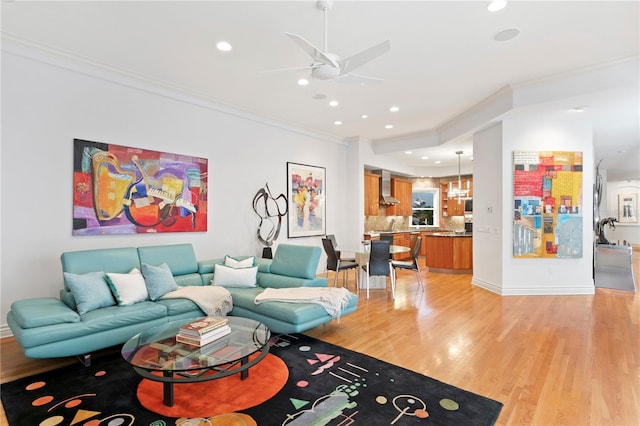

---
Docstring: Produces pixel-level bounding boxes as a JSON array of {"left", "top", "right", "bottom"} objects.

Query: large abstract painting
[
  {"left": 287, "top": 162, "right": 325, "bottom": 238},
  {"left": 73, "top": 139, "right": 208, "bottom": 235},
  {"left": 513, "top": 151, "right": 583, "bottom": 258}
]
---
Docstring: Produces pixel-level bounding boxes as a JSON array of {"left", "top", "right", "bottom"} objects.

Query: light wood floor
[{"left": 2, "top": 253, "right": 639, "bottom": 426}]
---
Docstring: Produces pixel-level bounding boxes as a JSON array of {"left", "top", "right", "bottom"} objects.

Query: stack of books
[{"left": 176, "top": 316, "right": 231, "bottom": 347}]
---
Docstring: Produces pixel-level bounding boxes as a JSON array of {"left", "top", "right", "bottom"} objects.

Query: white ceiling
[{"left": 2, "top": 1, "right": 639, "bottom": 180}]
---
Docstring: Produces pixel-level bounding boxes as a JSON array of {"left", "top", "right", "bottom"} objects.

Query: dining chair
[
  {"left": 391, "top": 236, "right": 424, "bottom": 290},
  {"left": 379, "top": 234, "right": 394, "bottom": 260},
  {"left": 322, "top": 238, "right": 358, "bottom": 289},
  {"left": 326, "top": 234, "right": 355, "bottom": 262},
  {"left": 361, "top": 240, "right": 395, "bottom": 299}
]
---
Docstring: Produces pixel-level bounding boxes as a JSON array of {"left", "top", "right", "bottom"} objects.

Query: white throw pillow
[
  {"left": 224, "top": 255, "right": 255, "bottom": 269},
  {"left": 105, "top": 268, "right": 149, "bottom": 305},
  {"left": 212, "top": 264, "right": 258, "bottom": 287}
]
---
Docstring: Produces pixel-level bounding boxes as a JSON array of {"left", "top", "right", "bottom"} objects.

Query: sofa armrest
[{"left": 10, "top": 298, "right": 80, "bottom": 329}]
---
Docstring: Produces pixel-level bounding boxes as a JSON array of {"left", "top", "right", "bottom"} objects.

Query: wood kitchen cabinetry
[
  {"left": 386, "top": 178, "right": 413, "bottom": 216},
  {"left": 440, "top": 179, "right": 472, "bottom": 218},
  {"left": 364, "top": 173, "right": 380, "bottom": 216},
  {"left": 424, "top": 233, "right": 472, "bottom": 273}
]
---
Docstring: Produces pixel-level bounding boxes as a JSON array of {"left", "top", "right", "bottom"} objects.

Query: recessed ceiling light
[
  {"left": 390, "top": 106, "right": 399, "bottom": 112},
  {"left": 435, "top": 160, "right": 441, "bottom": 164},
  {"left": 297, "top": 78, "right": 309, "bottom": 86},
  {"left": 494, "top": 28, "right": 520, "bottom": 42},
  {"left": 361, "top": 114, "right": 368, "bottom": 119},
  {"left": 488, "top": 0, "right": 507, "bottom": 12},
  {"left": 329, "top": 100, "right": 339, "bottom": 107},
  {"left": 569, "top": 107, "right": 585, "bottom": 112},
  {"left": 405, "top": 151, "right": 412, "bottom": 154},
  {"left": 216, "top": 41, "right": 232, "bottom": 52},
  {"left": 385, "top": 124, "right": 393, "bottom": 129},
  {"left": 334, "top": 120, "right": 342, "bottom": 125},
  {"left": 421, "top": 156, "right": 429, "bottom": 160}
]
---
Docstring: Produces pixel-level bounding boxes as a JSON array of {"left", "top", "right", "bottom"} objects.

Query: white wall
[
  {"left": 500, "top": 120, "right": 595, "bottom": 295},
  {"left": 471, "top": 123, "right": 504, "bottom": 293},
  {"left": 604, "top": 180, "right": 640, "bottom": 245},
  {"left": 0, "top": 44, "right": 352, "bottom": 332}
]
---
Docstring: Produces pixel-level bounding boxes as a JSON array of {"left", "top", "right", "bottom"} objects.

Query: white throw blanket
[
  {"left": 161, "top": 286, "right": 233, "bottom": 316},
  {"left": 254, "top": 287, "right": 352, "bottom": 319}
]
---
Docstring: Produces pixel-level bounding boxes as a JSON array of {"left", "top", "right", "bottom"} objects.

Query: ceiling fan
[{"left": 269, "top": 0, "right": 391, "bottom": 84}]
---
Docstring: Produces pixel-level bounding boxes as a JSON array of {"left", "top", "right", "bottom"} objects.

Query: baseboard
[
  {"left": 471, "top": 277, "right": 595, "bottom": 295},
  {"left": 1, "top": 323, "right": 14, "bottom": 339}
]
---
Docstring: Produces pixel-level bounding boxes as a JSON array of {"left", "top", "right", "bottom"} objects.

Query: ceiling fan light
[
  {"left": 216, "top": 41, "right": 232, "bottom": 52},
  {"left": 488, "top": 0, "right": 507, "bottom": 12}
]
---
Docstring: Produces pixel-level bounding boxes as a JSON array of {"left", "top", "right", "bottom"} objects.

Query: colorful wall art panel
[
  {"left": 73, "top": 139, "right": 208, "bottom": 235},
  {"left": 287, "top": 162, "right": 326, "bottom": 238},
  {"left": 513, "top": 151, "right": 583, "bottom": 258}
]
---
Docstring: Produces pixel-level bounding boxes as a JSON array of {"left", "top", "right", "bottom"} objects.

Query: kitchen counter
[
  {"left": 427, "top": 232, "right": 472, "bottom": 237},
  {"left": 424, "top": 233, "right": 472, "bottom": 273}
]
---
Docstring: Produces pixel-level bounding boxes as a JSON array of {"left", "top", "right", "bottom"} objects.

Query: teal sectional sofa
[{"left": 6, "top": 243, "right": 358, "bottom": 362}]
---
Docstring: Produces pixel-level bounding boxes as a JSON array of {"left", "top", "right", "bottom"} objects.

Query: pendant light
[{"left": 449, "top": 151, "right": 469, "bottom": 203}]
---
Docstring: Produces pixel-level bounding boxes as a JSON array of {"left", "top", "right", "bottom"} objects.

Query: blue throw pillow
[
  {"left": 63, "top": 271, "right": 115, "bottom": 315},
  {"left": 141, "top": 262, "right": 178, "bottom": 301}
]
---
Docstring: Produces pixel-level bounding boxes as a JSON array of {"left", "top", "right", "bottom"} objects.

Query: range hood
[{"left": 374, "top": 170, "right": 400, "bottom": 205}]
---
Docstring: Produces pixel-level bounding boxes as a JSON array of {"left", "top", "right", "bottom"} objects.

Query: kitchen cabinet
[
  {"left": 364, "top": 173, "right": 380, "bottom": 216},
  {"left": 386, "top": 178, "right": 413, "bottom": 216}
]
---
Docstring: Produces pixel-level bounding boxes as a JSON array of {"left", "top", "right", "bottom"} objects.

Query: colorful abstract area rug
[{"left": 1, "top": 334, "right": 502, "bottom": 425}]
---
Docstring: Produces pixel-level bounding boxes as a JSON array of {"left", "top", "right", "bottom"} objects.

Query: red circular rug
[{"left": 136, "top": 353, "right": 288, "bottom": 418}]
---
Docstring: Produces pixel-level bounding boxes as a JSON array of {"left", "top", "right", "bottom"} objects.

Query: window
[{"left": 411, "top": 188, "right": 438, "bottom": 227}]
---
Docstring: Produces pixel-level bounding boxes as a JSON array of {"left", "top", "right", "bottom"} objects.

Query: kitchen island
[{"left": 424, "top": 232, "right": 472, "bottom": 273}]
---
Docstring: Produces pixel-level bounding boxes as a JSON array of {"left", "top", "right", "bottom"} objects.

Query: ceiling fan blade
[
  {"left": 285, "top": 32, "right": 339, "bottom": 68},
  {"left": 260, "top": 65, "right": 315, "bottom": 74},
  {"left": 339, "top": 40, "right": 390, "bottom": 76},
  {"left": 334, "top": 73, "right": 384, "bottom": 85}
]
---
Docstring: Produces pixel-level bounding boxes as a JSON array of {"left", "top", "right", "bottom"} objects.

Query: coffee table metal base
[{"left": 133, "top": 344, "right": 270, "bottom": 407}]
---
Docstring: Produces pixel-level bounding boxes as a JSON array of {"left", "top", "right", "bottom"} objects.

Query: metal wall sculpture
[
  {"left": 252, "top": 183, "right": 288, "bottom": 258},
  {"left": 73, "top": 139, "right": 208, "bottom": 235},
  {"left": 512, "top": 150, "right": 583, "bottom": 258}
]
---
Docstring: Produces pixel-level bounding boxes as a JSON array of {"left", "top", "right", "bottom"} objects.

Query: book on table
[
  {"left": 179, "top": 316, "right": 229, "bottom": 337},
  {"left": 176, "top": 324, "right": 231, "bottom": 347}
]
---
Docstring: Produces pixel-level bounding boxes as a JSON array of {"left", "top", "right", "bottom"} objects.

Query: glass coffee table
[{"left": 121, "top": 316, "right": 271, "bottom": 407}]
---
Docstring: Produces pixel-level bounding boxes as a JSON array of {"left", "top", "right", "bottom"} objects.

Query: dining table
[{"left": 336, "top": 243, "right": 410, "bottom": 291}]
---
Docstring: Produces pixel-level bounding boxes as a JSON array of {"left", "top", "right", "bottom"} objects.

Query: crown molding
[{"left": 1, "top": 33, "right": 346, "bottom": 146}]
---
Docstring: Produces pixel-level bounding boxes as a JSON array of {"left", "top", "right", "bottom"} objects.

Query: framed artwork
[
  {"left": 512, "top": 151, "right": 583, "bottom": 258},
  {"left": 72, "top": 139, "right": 208, "bottom": 235},
  {"left": 287, "top": 162, "right": 326, "bottom": 238},
  {"left": 618, "top": 193, "right": 638, "bottom": 223}
]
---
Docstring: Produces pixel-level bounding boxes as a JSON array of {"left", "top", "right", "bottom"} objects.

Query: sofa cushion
[
  {"left": 138, "top": 244, "right": 198, "bottom": 276},
  {"left": 270, "top": 244, "right": 321, "bottom": 279},
  {"left": 10, "top": 298, "right": 80, "bottom": 329},
  {"left": 61, "top": 247, "right": 140, "bottom": 291},
  {"left": 141, "top": 263, "right": 178, "bottom": 301},
  {"left": 105, "top": 268, "right": 149, "bottom": 305},
  {"left": 212, "top": 264, "right": 258, "bottom": 288},
  {"left": 63, "top": 271, "right": 116, "bottom": 314},
  {"left": 224, "top": 255, "right": 255, "bottom": 268},
  {"left": 227, "top": 287, "right": 338, "bottom": 325},
  {"left": 258, "top": 272, "right": 328, "bottom": 289}
]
